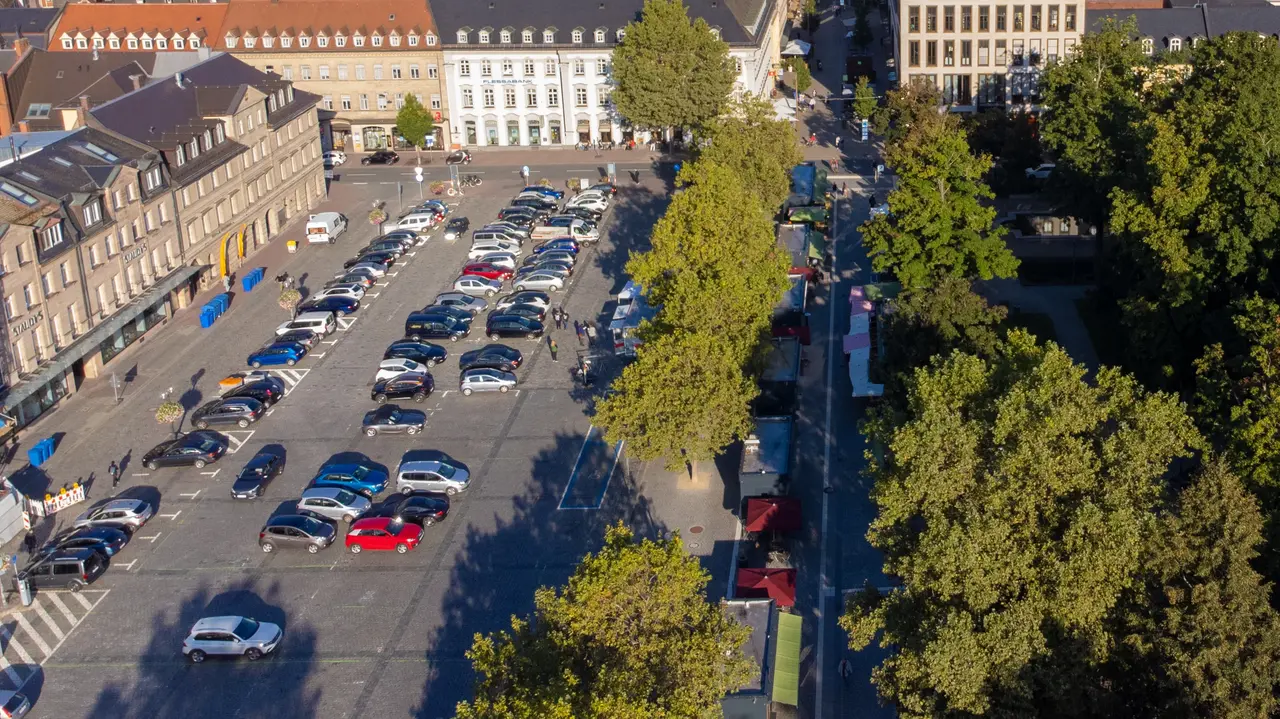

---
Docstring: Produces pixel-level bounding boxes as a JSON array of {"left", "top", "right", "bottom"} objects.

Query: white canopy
[
  {"left": 773, "top": 97, "right": 798, "bottom": 122},
  {"left": 781, "top": 39, "right": 812, "bottom": 56}
]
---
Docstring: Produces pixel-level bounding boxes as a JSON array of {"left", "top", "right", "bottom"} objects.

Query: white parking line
[
  {"left": 113, "top": 560, "right": 136, "bottom": 571},
  {"left": 71, "top": 593, "right": 92, "bottom": 611},
  {"left": 46, "top": 594, "right": 77, "bottom": 627},
  {"left": 139, "top": 534, "right": 161, "bottom": 542},
  {"left": 131, "top": 473, "right": 150, "bottom": 478},
  {"left": 0, "top": 655, "right": 21, "bottom": 685},
  {"left": 222, "top": 430, "right": 256, "bottom": 453},
  {"left": 199, "top": 470, "right": 219, "bottom": 478},
  {"left": 0, "top": 625, "right": 33, "bottom": 666},
  {"left": 12, "top": 615, "right": 50, "bottom": 656},
  {"left": 309, "top": 352, "right": 327, "bottom": 359},
  {"left": 31, "top": 603, "right": 63, "bottom": 641},
  {"left": 159, "top": 511, "right": 182, "bottom": 520},
  {"left": 180, "top": 490, "right": 202, "bottom": 499}
]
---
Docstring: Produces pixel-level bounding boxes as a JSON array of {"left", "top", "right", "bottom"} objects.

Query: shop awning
[
  {"left": 735, "top": 567, "right": 796, "bottom": 607},
  {"left": 771, "top": 612, "right": 802, "bottom": 706},
  {"left": 744, "top": 496, "right": 802, "bottom": 532},
  {"left": 1, "top": 264, "right": 205, "bottom": 411},
  {"left": 781, "top": 39, "right": 811, "bottom": 56}
]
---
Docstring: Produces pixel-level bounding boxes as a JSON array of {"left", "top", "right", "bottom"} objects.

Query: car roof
[
  {"left": 245, "top": 452, "right": 277, "bottom": 468},
  {"left": 351, "top": 516, "right": 395, "bottom": 531},
  {"left": 380, "top": 358, "right": 419, "bottom": 368},
  {"left": 302, "top": 487, "right": 350, "bottom": 501},
  {"left": 99, "top": 498, "right": 145, "bottom": 511},
  {"left": 191, "top": 616, "right": 248, "bottom": 633}
]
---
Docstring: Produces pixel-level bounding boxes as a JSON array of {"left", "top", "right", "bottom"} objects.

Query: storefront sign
[
  {"left": 123, "top": 242, "right": 147, "bottom": 264},
  {"left": 487, "top": 79, "right": 531, "bottom": 86},
  {"left": 11, "top": 312, "right": 41, "bottom": 336}
]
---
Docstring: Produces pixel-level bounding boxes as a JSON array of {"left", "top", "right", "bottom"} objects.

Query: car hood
[
  {"left": 231, "top": 476, "right": 265, "bottom": 493},
  {"left": 249, "top": 622, "right": 283, "bottom": 646}
]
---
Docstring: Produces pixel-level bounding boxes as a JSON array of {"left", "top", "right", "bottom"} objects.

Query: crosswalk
[
  {"left": 267, "top": 368, "right": 310, "bottom": 395},
  {"left": 0, "top": 590, "right": 107, "bottom": 691}
]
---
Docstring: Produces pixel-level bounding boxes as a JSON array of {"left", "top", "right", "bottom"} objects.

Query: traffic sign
[
  {"left": 861, "top": 119, "right": 869, "bottom": 142},
  {"left": 414, "top": 166, "right": 424, "bottom": 183}
]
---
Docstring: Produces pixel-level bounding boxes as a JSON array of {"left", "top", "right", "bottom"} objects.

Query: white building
[{"left": 432, "top": 0, "right": 785, "bottom": 148}]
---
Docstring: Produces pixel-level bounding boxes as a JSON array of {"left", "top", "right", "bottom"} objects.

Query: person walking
[
  {"left": 574, "top": 320, "right": 586, "bottom": 346},
  {"left": 549, "top": 337, "right": 559, "bottom": 362},
  {"left": 838, "top": 657, "right": 853, "bottom": 685},
  {"left": 585, "top": 322, "right": 597, "bottom": 345},
  {"left": 22, "top": 531, "right": 37, "bottom": 557},
  {"left": 834, "top": 135, "right": 842, "bottom": 149},
  {"left": 108, "top": 460, "right": 120, "bottom": 489},
  {"left": 561, "top": 309, "right": 571, "bottom": 330}
]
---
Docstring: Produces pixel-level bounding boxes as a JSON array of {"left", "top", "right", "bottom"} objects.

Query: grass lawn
[{"left": 1004, "top": 310, "right": 1058, "bottom": 345}]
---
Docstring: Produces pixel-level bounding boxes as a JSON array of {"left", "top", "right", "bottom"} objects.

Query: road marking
[
  {"left": 131, "top": 473, "right": 150, "bottom": 478},
  {"left": 199, "top": 470, "right": 220, "bottom": 478},
  {"left": 0, "top": 655, "right": 21, "bottom": 686},
  {"left": 309, "top": 352, "right": 327, "bottom": 359},
  {"left": 558, "top": 428, "right": 624, "bottom": 510},
  {"left": 0, "top": 626, "right": 34, "bottom": 665},
  {"left": 352, "top": 182, "right": 369, "bottom": 185},
  {"left": 180, "top": 490, "right": 202, "bottom": 499},
  {"left": 337, "top": 317, "right": 358, "bottom": 331},
  {"left": 12, "top": 614, "right": 50, "bottom": 656},
  {"left": 113, "top": 560, "right": 136, "bottom": 571},
  {"left": 46, "top": 593, "right": 77, "bottom": 627},
  {"left": 159, "top": 511, "right": 182, "bottom": 520},
  {"left": 0, "top": 589, "right": 108, "bottom": 692},
  {"left": 268, "top": 369, "right": 310, "bottom": 394},
  {"left": 222, "top": 430, "right": 255, "bottom": 453},
  {"left": 71, "top": 593, "right": 92, "bottom": 611},
  {"left": 139, "top": 534, "right": 161, "bottom": 542},
  {"left": 405, "top": 252, "right": 418, "bottom": 258},
  {"left": 363, "top": 292, "right": 381, "bottom": 299},
  {"left": 31, "top": 602, "right": 63, "bottom": 641}
]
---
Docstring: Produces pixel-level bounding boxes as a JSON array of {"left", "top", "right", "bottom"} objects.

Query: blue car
[
  {"left": 297, "top": 295, "right": 359, "bottom": 316},
  {"left": 521, "top": 185, "right": 565, "bottom": 199},
  {"left": 533, "top": 239, "right": 580, "bottom": 255},
  {"left": 420, "top": 200, "right": 450, "bottom": 215},
  {"left": 248, "top": 342, "right": 307, "bottom": 368},
  {"left": 42, "top": 526, "right": 129, "bottom": 557},
  {"left": 310, "top": 462, "right": 389, "bottom": 497}
]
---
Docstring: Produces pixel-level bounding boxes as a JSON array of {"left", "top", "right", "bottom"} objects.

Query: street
[{"left": 3, "top": 155, "right": 740, "bottom": 719}]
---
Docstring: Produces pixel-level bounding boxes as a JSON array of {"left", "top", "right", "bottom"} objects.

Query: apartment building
[
  {"left": 432, "top": 0, "right": 784, "bottom": 148},
  {"left": 898, "top": 0, "right": 1084, "bottom": 107},
  {"left": 1088, "top": 0, "right": 1280, "bottom": 57},
  {"left": 216, "top": 0, "right": 449, "bottom": 153}
]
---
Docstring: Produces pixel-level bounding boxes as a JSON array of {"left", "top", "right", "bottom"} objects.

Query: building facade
[
  {"left": 216, "top": 0, "right": 449, "bottom": 153},
  {"left": 48, "top": 3, "right": 226, "bottom": 54},
  {"left": 431, "top": 0, "right": 784, "bottom": 148},
  {"left": 898, "top": 0, "right": 1084, "bottom": 108}
]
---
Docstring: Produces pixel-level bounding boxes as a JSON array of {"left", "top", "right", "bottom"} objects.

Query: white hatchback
[
  {"left": 376, "top": 358, "right": 428, "bottom": 382},
  {"left": 311, "top": 286, "right": 365, "bottom": 302},
  {"left": 322, "top": 150, "right": 347, "bottom": 166},
  {"left": 454, "top": 276, "right": 503, "bottom": 297}
]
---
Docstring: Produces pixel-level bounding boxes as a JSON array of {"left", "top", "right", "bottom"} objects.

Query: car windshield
[
  {"left": 196, "top": 439, "right": 220, "bottom": 452},
  {"left": 386, "top": 410, "right": 401, "bottom": 422},
  {"left": 299, "top": 516, "right": 325, "bottom": 534},
  {"left": 334, "top": 489, "right": 358, "bottom": 506},
  {"left": 437, "top": 464, "right": 457, "bottom": 479},
  {"left": 232, "top": 617, "right": 260, "bottom": 640},
  {"left": 351, "top": 466, "right": 369, "bottom": 479}
]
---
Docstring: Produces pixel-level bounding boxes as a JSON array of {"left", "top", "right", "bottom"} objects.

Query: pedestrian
[
  {"left": 550, "top": 307, "right": 561, "bottom": 329},
  {"left": 222, "top": 275, "right": 231, "bottom": 293},
  {"left": 108, "top": 460, "right": 120, "bottom": 489},
  {"left": 838, "top": 657, "right": 853, "bottom": 684},
  {"left": 574, "top": 320, "right": 585, "bottom": 346},
  {"left": 835, "top": 135, "right": 842, "bottom": 149},
  {"left": 549, "top": 337, "right": 559, "bottom": 362},
  {"left": 22, "top": 531, "right": 37, "bottom": 557},
  {"left": 561, "top": 309, "right": 571, "bottom": 329},
  {"left": 585, "top": 322, "right": 597, "bottom": 345},
  {"left": 842, "top": 181, "right": 848, "bottom": 196}
]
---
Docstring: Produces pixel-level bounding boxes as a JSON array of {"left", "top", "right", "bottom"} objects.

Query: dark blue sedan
[
  {"left": 384, "top": 341, "right": 448, "bottom": 368},
  {"left": 42, "top": 526, "right": 129, "bottom": 557},
  {"left": 248, "top": 342, "right": 307, "bottom": 368},
  {"left": 532, "top": 239, "right": 579, "bottom": 255},
  {"left": 521, "top": 186, "right": 565, "bottom": 199},
  {"left": 297, "top": 295, "right": 359, "bottom": 316},
  {"left": 310, "top": 462, "right": 389, "bottom": 497}
]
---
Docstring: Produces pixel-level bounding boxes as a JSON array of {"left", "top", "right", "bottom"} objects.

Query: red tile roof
[
  {"left": 217, "top": 0, "right": 438, "bottom": 49},
  {"left": 50, "top": 5, "right": 229, "bottom": 45}
]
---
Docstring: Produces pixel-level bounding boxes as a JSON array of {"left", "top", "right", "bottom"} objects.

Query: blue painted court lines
[{"left": 558, "top": 426, "right": 625, "bottom": 510}]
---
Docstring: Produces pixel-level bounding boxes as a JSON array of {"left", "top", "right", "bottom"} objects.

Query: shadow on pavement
[
  {"left": 411, "top": 430, "right": 668, "bottom": 717},
  {"left": 84, "top": 580, "right": 321, "bottom": 719}
]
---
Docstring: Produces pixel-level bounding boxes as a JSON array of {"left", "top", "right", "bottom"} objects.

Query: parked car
[
  {"left": 521, "top": 185, "right": 565, "bottom": 199},
  {"left": 513, "top": 272, "right": 565, "bottom": 292},
  {"left": 486, "top": 314, "right": 545, "bottom": 340},
  {"left": 0, "top": 691, "right": 29, "bottom": 719},
  {"left": 357, "top": 241, "right": 406, "bottom": 259},
  {"left": 73, "top": 497, "right": 154, "bottom": 530},
  {"left": 481, "top": 221, "right": 531, "bottom": 237},
  {"left": 497, "top": 303, "right": 548, "bottom": 322},
  {"left": 495, "top": 291, "right": 551, "bottom": 311},
  {"left": 258, "top": 515, "right": 336, "bottom": 554},
  {"left": 275, "top": 329, "right": 319, "bottom": 348},
  {"left": 18, "top": 548, "right": 105, "bottom": 593},
  {"left": 40, "top": 526, "right": 128, "bottom": 558},
  {"left": 1025, "top": 163, "right": 1056, "bottom": 180},
  {"left": 453, "top": 276, "right": 504, "bottom": 297},
  {"left": 445, "top": 150, "right": 472, "bottom": 165},
  {"left": 459, "top": 345, "right": 523, "bottom": 372},
  {"left": 443, "top": 217, "right": 470, "bottom": 240},
  {"left": 419, "top": 199, "right": 451, "bottom": 215},
  {"left": 384, "top": 340, "right": 447, "bottom": 367},
  {"left": 191, "top": 396, "right": 265, "bottom": 429},
  {"left": 404, "top": 313, "right": 470, "bottom": 342},
  {"left": 311, "top": 461, "right": 389, "bottom": 497},
  {"left": 461, "top": 263, "right": 514, "bottom": 281},
  {"left": 566, "top": 196, "right": 608, "bottom": 213},
  {"left": 223, "top": 377, "right": 287, "bottom": 406},
  {"left": 369, "top": 493, "right": 450, "bottom": 527},
  {"left": 589, "top": 182, "right": 618, "bottom": 196},
  {"left": 231, "top": 450, "right": 285, "bottom": 499},
  {"left": 416, "top": 304, "right": 474, "bottom": 324},
  {"left": 329, "top": 272, "right": 376, "bottom": 289},
  {"left": 375, "top": 358, "right": 428, "bottom": 383},
  {"left": 395, "top": 458, "right": 471, "bottom": 495},
  {"left": 143, "top": 431, "right": 228, "bottom": 470},
  {"left": 561, "top": 206, "right": 603, "bottom": 222},
  {"left": 430, "top": 293, "right": 487, "bottom": 315},
  {"left": 460, "top": 368, "right": 519, "bottom": 395},
  {"left": 276, "top": 312, "right": 337, "bottom": 336},
  {"left": 361, "top": 150, "right": 400, "bottom": 165},
  {"left": 533, "top": 250, "right": 578, "bottom": 267},
  {"left": 497, "top": 207, "right": 546, "bottom": 223},
  {"left": 322, "top": 150, "right": 347, "bottom": 166},
  {"left": 515, "top": 264, "right": 570, "bottom": 281},
  {"left": 533, "top": 238, "right": 580, "bottom": 255},
  {"left": 371, "top": 372, "right": 434, "bottom": 404},
  {"left": 342, "top": 261, "right": 388, "bottom": 278},
  {"left": 345, "top": 517, "right": 424, "bottom": 554},
  {"left": 344, "top": 251, "right": 397, "bottom": 269},
  {"left": 511, "top": 197, "right": 558, "bottom": 212},
  {"left": 362, "top": 405, "right": 427, "bottom": 436},
  {"left": 298, "top": 487, "right": 371, "bottom": 524},
  {"left": 475, "top": 252, "right": 517, "bottom": 270},
  {"left": 183, "top": 616, "right": 283, "bottom": 663},
  {"left": 468, "top": 242, "right": 521, "bottom": 259},
  {"left": 248, "top": 342, "right": 307, "bottom": 368}
]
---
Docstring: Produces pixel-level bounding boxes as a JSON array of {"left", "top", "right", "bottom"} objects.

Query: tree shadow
[
  {"left": 410, "top": 430, "right": 669, "bottom": 717},
  {"left": 592, "top": 187, "right": 668, "bottom": 294},
  {"left": 83, "top": 579, "right": 322, "bottom": 719}
]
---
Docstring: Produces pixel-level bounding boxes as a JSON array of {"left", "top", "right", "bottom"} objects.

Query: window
[
  {"left": 460, "top": 59, "right": 471, "bottom": 77},
  {"left": 351, "top": 65, "right": 363, "bottom": 81},
  {"left": 1, "top": 182, "right": 36, "bottom": 206},
  {"left": 961, "top": 40, "right": 972, "bottom": 65},
  {"left": 88, "top": 245, "right": 99, "bottom": 269},
  {"left": 572, "top": 29, "right": 583, "bottom": 43},
  {"left": 300, "top": 35, "right": 311, "bottom": 48},
  {"left": 1142, "top": 37, "right": 1154, "bottom": 55},
  {"left": 317, "top": 35, "right": 329, "bottom": 48},
  {"left": 394, "top": 33, "right": 406, "bottom": 47},
  {"left": 962, "top": 6, "right": 972, "bottom": 31},
  {"left": 59, "top": 262, "right": 71, "bottom": 287},
  {"left": 597, "top": 58, "right": 608, "bottom": 75},
  {"left": 41, "top": 272, "right": 54, "bottom": 297},
  {"left": 501, "top": 30, "right": 511, "bottom": 43},
  {"left": 319, "top": 65, "right": 330, "bottom": 80},
  {"left": 258, "top": 36, "right": 269, "bottom": 49},
  {"left": 926, "top": 7, "right": 937, "bottom": 31},
  {"left": 548, "top": 87, "right": 559, "bottom": 107},
  {"left": 944, "top": 7, "right": 954, "bottom": 32},
  {"left": 1014, "top": 5, "right": 1024, "bottom": 31},
  {"left": 1049, "top": 6, "right": 1059, "bottom": 31},
  {"left": 24, "top": 104, "right": 51, "bottom": 119},
  {"left": 483, "top": 88, "right": 495, "bottom": 108},
  {"left": 479, "top": 30, "right": 490, "bottom": 43},
  {"left": 997, "top": 6, "right": 1007, "bottom": 30},
  {"left": 504, "top": 87, "right": 517, "bottom": 107},
  {"left": 378, "top": 93, "right": 389, "bottom": 111},
  {"left": 428, "top": 64, "right": 438, "bottom": 79},
  {"left": 109, "top": 36, "right": 120, "bottom": 49},
  {"left": 2, "top": 296, "right": 12, "bottom": 320},
  {"left": 282, "top": 66, "right": 293, "bottom": 81},
  {"left": 354, "top": 34, "right": 365, "bottom": 47},
  {"left": 461, "top": 88, "right": 474, "bottom": 109},
  {"left": 909, "top": 6, "right": 919, "bottom": 32},
  {"left": 14, "top": 242, "right": 25, "bottom": 265},
  {"left": 527, "top": 87, "right": 538, "bottom": 107},
  {"left": 944, "top": 40, "right": 955, "bottom": 66},
  {"left": 978, "top": 39, "right": 990, "bottom": 65},
  {"left": 502, "top": 59, "right": 513, "bottom": 75},
  {"left": 190, "top": 36, "right": 200, "bottom": 49},
  {"left": 392, "top": 65, "right": 402, "bottom": 79},
  {"left": 341, "top": 95, "right": 352, "bottom": 111},
  {"left": 145, "top": 167, "right": 162, "bottom": 191},
  {"left": 23, "top": 284, "right": 34, "bottom": 309},
  {"left": 127, "top": 37, "right": 138, "bottom": 50},
  {"left": 76, "top": 36, "right": 87, "bottom": 49},
  {"left": 1170, "top": 37, "right": 1182, "bottom": 52},
  {"left": 457, "top": 30, "right": 468, "bottom": 43},
  {"left": 573, "top": 59, "right": 585, "bottom": 76},
  {"left": 370, "top": 33, "right": 383, "bottom": 47},
  {"left": 242, "top": 35, "right": 255, "bottom": 49},
  {"left": 1065, "top": 4, "right": 1076, "bottom": 31},
  {"left": 927, "top": 40, "right": 938, "bottom": 66},
  {"left": 430, "top": 94, "right": 441, "bottom": 110},
  {"left": 996, "top": 39, "right": 1008, "bottom": 65},
  {"left": 82, "top": 199, "right": 103, "bottom": 227},
  {"left": 909, "top": 40, "right": 921, "bottom": 66},
  {"left": 113, "top": 190, "right": 124, "bottom": 209},
  {"left": 523, "top": 29, "right": 534, "bottom": 43},
  {"left": 1031, "top": 5, "right": 1041, "bottom": 31},
  {"left": 979, "top": 6, "right": 990, "bottom": 31},
  {"left": 338, "top": 65, "right": 349, "bottom": 81},
  {"left": 481, "top": 60, "right": 492, "bottom": 77},
  {"left": 524, "top": 59, "right": 535, "bottom": 76},
  {"left": 61, "top": 36, "right": 72, "bottom": 50},
  {"left": 575, "top": 87, "right": 589, "bottom": 107},
  {"left": 373, "top": 65, "right": 383, "bottom": 80},
  {"left": 322, "top": 95, "right": 333, "bottom": 110},
  {"left": 360, "top": 94, "right": 369, "bottom": 111},
  {"left": 409, "top": 64, "right": 421, "bottom": 79},
  {"left": 426, "top": 33, "right": 436, "bottom": 46},
  {"left": 544, "top": 30, "right": 555, "bottom": 43},
  {"left": 40, "top": 222, "right": 63, "bottom": 251},
  {"left": 545, "top": 59, "right": 557, "bottom": 76},
  {"left": 281, "top": 35, "right": 292, "bottom": 48}
]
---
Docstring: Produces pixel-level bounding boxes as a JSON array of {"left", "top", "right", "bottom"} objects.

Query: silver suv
[
  {"left": 182, "top": 616, "right": 282, "bottom": 663},
  {"left": 297, "top": 487, "right": 370, "bottom": 523}
]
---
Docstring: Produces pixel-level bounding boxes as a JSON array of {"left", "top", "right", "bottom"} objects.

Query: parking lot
[{"left": 11, "top": 159, "right": 740, "bottom": 719}]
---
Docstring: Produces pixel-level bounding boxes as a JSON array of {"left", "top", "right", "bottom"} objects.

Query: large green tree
[
  {"left": 593, "top": 331, "right": 757, "bottom": 470},
  {"left": 611, "top": 0, "right": 735, "bottom": 132},
  {"left": 394, "top": 93, "right": 435, "bottom": 148},
  {"left": 842, "top": 331, "right": 1199, "bottom": 717},
  {"left": 697, "top": 96, "right": 802, "bottom": 210},
  {"left": 872, "top": 78, "right": 944, "bottom": 145},
  {"left": 627, "top": 161, "right": 791, "bottom": 363},
  {"left": 860, "top": 115, "right": 1017, "bottom": 288},
  {"left": 457, "top": 523, "right": 755, "bottom": 719},
  {"left": 852, "top": 76, "right": 878, "bottom": 123}
]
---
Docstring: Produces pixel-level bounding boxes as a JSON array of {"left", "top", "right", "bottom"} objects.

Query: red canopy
[
  {"left": 735, "top": 567, "right": 797, "bottom": 607},
  {"left": 744, "top": 496, "right": 802, "bottom": 533}
]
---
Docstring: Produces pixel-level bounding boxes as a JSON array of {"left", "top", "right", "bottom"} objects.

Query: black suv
[
  {"left": 372, "top": 373, "right": 435, "bottom": 404},
  {"left": 384, "top": 341, "right": 448, "bottom": 368},
  {"left": 258, "top": 514, "right": 336, "bottom": 554},
  {"left": 19, "top": 548, "right": 107, "bottom": 592},
  {"left": 404, "top": 313, "right": 470, "bottom": 342},
  {"left": 459, "top": 345, "right": 523, "bottom": 372},
  {"left": 361, "top": 150, "right": 400, "bottom": 166},
  {"left": 192, "top": 397, "right": 265, "bottom": 429}
]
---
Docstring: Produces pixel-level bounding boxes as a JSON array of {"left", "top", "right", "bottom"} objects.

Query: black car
[
  {"left": 384, "top": 341, "right": 447, "bottom": 368},
  {"left": 231, "top": 450, "right": 285, "bottom": 499},
  {"left": 143, "top": 430, "right": 228, "bottom": 470},
  {"left": 443, "top": 217, "right": 470, "bottom": 238},
  {"left": 459, "top": 344, "right": 524, "bottom": 372},
  {"left": 358, "top": 241, "right": 407, "bottom": 258},
  {"left": 345, "top": 251, "right": 397, "bottom": 269},
  {"left": 562, "top": 206, "right": 603, "bottom": 222},
  {"left": 40, "top": 526, "right": 129, "bottom": 558},
  {"left": 497, "top": 207, "right": 546, "bottom": 223},
  {"left": 259, "top": 514, "right": 336, "bottom": 554},
  {"left": 362, "top": 405, "right": 428, "bottom": 436},
  {"left": 224, "top": 377, "right": 287, "bottom": 406},
  {"left": 370, "top": 493, "right": 450, "bottom": 526},
  {"left": 510, "top": 197, "right": 557, "bottom": 211},
  {"left": 361, "top": 150, "right": 400, "bottom": 166},
  {"left": 486, "top": 314, "right": 545, "bottom": 340},
  {"left": 416, "top": 305, "right": 473, "bottom": 324},
  {"left": 372, "top": 373, "right": 434, "bottom": 404},
  {"left": 192, "top": 397, "right": 265, "bottom": 429},
  {"left": 499, "top": 303, "right": 548, "bottom": 321},
  {"left": 404, "top": 313, "right": 470, "bottom": 342},
  {"left": 297, "top": 295, "right": 359, "bottom": 316},
  {"left": 446, "top": 150, "right": 472, "bottom": 165},
  {"left": 329, "top": 272, "right": 377, "bottom": 289}
]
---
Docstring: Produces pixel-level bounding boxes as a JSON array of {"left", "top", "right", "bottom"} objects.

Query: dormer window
[
  {"left": 261, "top": 35, "right": 272, "bottom": 49},
  {"left": 617, "top": 28, "right": 626, "bottom": 41},
  {"left": 286, "top": 85, "right": 293, "bottom": 102},
  {"left": 299, "top": 34, "right": 311, "bottom": 48},
  {"left": 572, "top": 29, "right": 583, "bottom": 43},
  {"left": 479, "top": 30, "right": 490, "bottom": 43},
  {"left": 335, "top": 34, "right": 346, "bottom": 48},
  {"left": 1142, "top": 37, "right": 1153, "bottom": 55},
  {"left": 370, "top": 33, "right": 382, "bottom": 46},
  {"left": 75, "top": 36, "right": 87, "bottom": 49},
  {"left": 141, "top": 36, "right": 153, "bottom": 50},
  {"left": 596, "top": 29, "right": 606, "bottom": 43},
  {"left": 1169, "top": 37, "right": 1182, "bottom": 52},
  {"left": 61, "top": 34, "right": 72, "bottom": 49},
  {"left": 173, "top": 37, "right": 184, "bottom": 49},
  {"left": 457, "top": 30, "right": 468, "bottom": 43},
  {"left": 709, "top": 27, "right": 721, "bottom": 40},
  {"left": 92, "top": 37, "right": 104, "bottom": 49},
  {"left": 317, "top": 35, "right": 329, "bottom": 48},
  {"left": 203, "top": 130, "right": 212, "bottom": 150},
  {"left": 215, "top": 123, "right": 225, "bottom": 143},
  {"left": 407, "top": 34, "right": 418, "bottom": 46},
  {"left": 225, "top": 33, "right": 238, "bottom": 49},
  {"left": 281, "top": 35, "right": 292, "bottom": 48},
  {"left": 109, "top": 36, "right": 120, "bottom": 49},
  {"left": 189, "top": 137, "right": 200, "bottom": 159},
  {"left": 127, "top": 36, "right": 138, "bottom": 49},
  {"left": 522, "top": 29, "right": 534, "bottom": 43},
  {"left": 1192, "top": 36, "right": 1202, "bottom": 47},
  {"left": 500, "top": 30, "right": 512, "bottom": 43},
  {"left": 425, "top": 33, "right": 436, "bottom": 46},
  {"left": 190, "top": 36, "right": 201, "bottom": 49},
  {"left": 175, "top": 144, "right": 187, "bottom": 166},
  {"left": 392, "top": 33, "right": 403, "bottom": 46},
  {"left": 544, "top": 30, "right": 555, "bottom": 43},
  {"left": 156, "top": 36, "right": 168, "bottom": 49},
  {"left": 353, "top": 33, "right": 364, "bottom": 47},
  {"left": 243, "top": 35, "right": 255, "bottom": 49}
]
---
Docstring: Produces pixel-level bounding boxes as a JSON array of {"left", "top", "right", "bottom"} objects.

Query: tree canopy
[
  {"left": 852, "top": 76, "right": 878, "bottom": 122},
  {"left": 610, "top": 0, "right": 735, "bottom": 131},
  {"left": 782, "top": 57, "right": 811, "bottom": 94},
  {"left": 697, "top": 96, "right": 803, "bottom": 210},
  {"left": 457, "top": 523, "right": 755, "bottom": 719},
  {"left": 394, "top": 93, "right": 435, "bottom": 148}
]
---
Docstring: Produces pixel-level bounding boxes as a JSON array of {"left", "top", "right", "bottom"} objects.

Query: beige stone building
[{"left": 217, "top": 0, "right": 449, "bottom": 152}]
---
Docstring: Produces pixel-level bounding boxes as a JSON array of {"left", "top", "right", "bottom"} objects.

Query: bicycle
[{"left": 460, "top": 175, "right": 482, "bottom": 188}]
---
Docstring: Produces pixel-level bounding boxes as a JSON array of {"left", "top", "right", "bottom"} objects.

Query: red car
[
  {"left": 461, "top": 263, "right": 515, "bottom": 281},
  {"left": 345, "top": 517, "right": 424, "bottom": 554}
]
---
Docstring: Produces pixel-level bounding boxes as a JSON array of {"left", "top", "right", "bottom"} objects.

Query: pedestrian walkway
[
  {"left": 0, "top": 589, "right": 108, "bottom": 691},
  {"left": 979, "top": 279, "right": 1099, "bottom": 372}
]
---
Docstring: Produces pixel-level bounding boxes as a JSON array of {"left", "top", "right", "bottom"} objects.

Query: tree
[
  {"left": 782, "top": 57, "right": 811, "bottom": 94},
  {"left": 394, "top": 93, "right": 435, "bottom": 149},
  {"left": 842, "top": 331, "right": 1199, "bottom": 717},
  {"left": 593, "top": 331, "right": 757, "bottom": 470},
  {"left": 697, "top": 95, "right": 803, "bottom": 210},
  {"left": 457, "top": 523, "right": 755, "bottom": 719},
  {"left": 851, "top": 3, "right": 873, "bottom": 52},
  {"left": 278, "top": 288, "right": 301, "bottom": 312},
  {"left": 860, "top": 115, "right": 1017, "bottom": 288},
  {"left": 611, "top": 0, "right": 735, "bottom": 132},
  {"left": 155, "top": 400, "right": 182, "bottom": 426},
  {"left": 962, "top": 110, "right": 1043, "bottom": 195},
  {"left": 872, "top": 78, "right": 944, "bottom": 144},
  {"left": 627, "top": 161, "right": 791, "bottom": 363},
  {"left": 852, "top": 76, "right": 878, "bottom": 122}
]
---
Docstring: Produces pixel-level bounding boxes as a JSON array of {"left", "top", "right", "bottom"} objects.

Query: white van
[
  {"left": 384, "top": 210, "right": 438, "bottom": 235},
  {"left": 530, "top": 220, "right": 599, "bottom": 242},
  {"left": 305, "top": 212, "right": 348, "bottom": 244},
  {"left": 275, "top": 311, "right": 337, "bottom": 336}
]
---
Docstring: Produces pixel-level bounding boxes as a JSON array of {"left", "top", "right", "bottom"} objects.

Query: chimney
[
  {"left": 76, "top": 95, "right": 90, "bottom": 128},
  {"left": 16, "top": 120, "right": 28, "bottom": 133},
  {"left": 129, "top": 74, "right": 143, "bottom": 91},
  {"left": 12, "top": 37, "right": 29, "bottom": 57}
]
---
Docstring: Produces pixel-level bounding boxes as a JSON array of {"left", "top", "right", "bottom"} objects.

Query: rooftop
[
  {"left": 760, "top": 336, "right": 800, "bottom": 383},
  {"left": 50, "top": 3, "right": 229, "bottom": 44},
  {"left": 722, "top": 600, "right": 772, "bottom": 693},
  {"left": 217, "top": 0, "right": 439, "bottom": 49},
  {"left": 4, "top": 49, "right": 170, "bottom": 133},
  {"left": 1088, "top": 4, "right": 1280, "bottom": 40},
  {"left": 740, "top": 416, "right": 792, "bottom": 477},
  {"left": 0, "top": 8, "right": 59, "bottom": 45}
]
